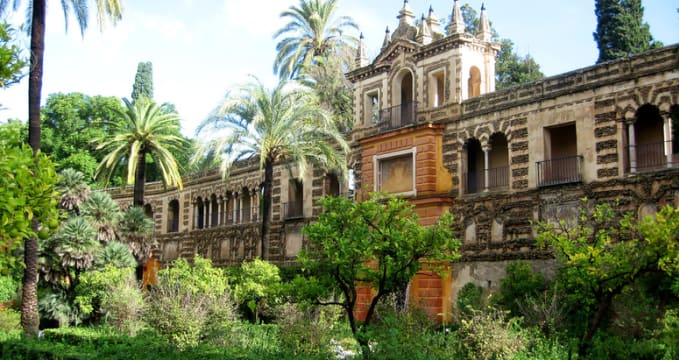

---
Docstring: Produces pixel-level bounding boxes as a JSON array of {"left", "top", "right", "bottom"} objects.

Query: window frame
[{"left": 373, "top": 147, "right": 417, "bottom": 197}]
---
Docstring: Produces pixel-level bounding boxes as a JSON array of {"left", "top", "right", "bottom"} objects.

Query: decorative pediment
[{"left": 373, "top": 39, "right": 419, "bottom": 66}]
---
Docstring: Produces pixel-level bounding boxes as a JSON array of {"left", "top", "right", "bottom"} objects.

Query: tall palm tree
[
  {"left": 194, "top": 77, "right": 349, "bottom": 260},
  {"left": 95, "top": 99, "right": 187, "bottom": 207},
  {"left": 0, "top": 0, "right": 122, "bottom": 336},
  {"left": 273, "top": 0, "right": 358, "bottom": 79}
]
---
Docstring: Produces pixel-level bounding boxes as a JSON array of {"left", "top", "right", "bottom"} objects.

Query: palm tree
[
  {"left": 0, "top": 0, "right": 122, "bottom": 336},
  {"left": 81, "top": 191, "right": 120, "bottom": 243},
  {"left": 273, "top": 0, "right": 358, "bottom": 79},
  {"left": 95, "top": 99, "right": 187, "bottom": 207},
  {"left": 50, "top": 216, "right": 100, "bottom": 273},
  {"left": 118, "top": 206, "right": 154, "bottom": 264},
  {"left": 56, "top": 168, "right": 91, "bottom": 215},
  {"left": 194, "top": 77, "right": 349, "bottom": 260}
]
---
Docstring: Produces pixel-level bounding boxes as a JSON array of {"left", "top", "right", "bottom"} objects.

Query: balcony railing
[
  {"left": 283, "top": 202, "right": 304, "bottom": 220},
  {"left": 536, "top": 155, "right": 583, "bottom": 187},
  {"left": 463, "top": 166, "right": 509, "bottom": 194},
  {"left": 631, "top": 141, "right": 679, "bottom": 172},
  {"left": 378, "top": 102, "right": 417, "bottom": 132}
]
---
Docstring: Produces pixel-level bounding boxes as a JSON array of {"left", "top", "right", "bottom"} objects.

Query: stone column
[
  {"left": 628, "top": 122, "right": 637, "bottom": 173},
  {"left": 233, "top": 192, "right": 239, "bottom": 224},
  {"left": 664, "top": 115, "right": 673, "bottom": 167},
  {"left": 239, "top": 194, "right": 244, "bottom": 224},
  {"left": 219, "top": 196, "right": 224, "bottom": 226},
  {"left": 482, "top": 144, "right": 491, "bottom": 191},
  {"left": 252, "top": 189, "right": 258, "bottom": 222},
  {"left": 204, "top": 201, "right": 210, "bottom": 228}
]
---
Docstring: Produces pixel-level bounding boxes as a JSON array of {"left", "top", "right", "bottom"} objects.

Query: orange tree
[{"left": 299, "top": 193, "right": 460, "bottom": 351}]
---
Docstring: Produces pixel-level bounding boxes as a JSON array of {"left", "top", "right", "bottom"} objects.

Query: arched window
[
  {"left": 488, "top": 133, "right": 509, "bottom": 190},
  {"left": 325, "top": 173, "right": 341, "bottom": 197},
  {"left": 632, "top": 104, "right": 665, "bottom": 171},
  {"left": 468, "top": 66, "right": 481, "bottom": 98},
  {"left": 464, "top": 138, "right": 483, "bottom": 194},
  {"left": 210, "top": 194, "right": 219, "bottom": 227},
  {"left": 167, "top": 199, "right": 179, "bottom": 233},
  {"left": 195, "top": 197, "right": 204, "bottom": 229}
]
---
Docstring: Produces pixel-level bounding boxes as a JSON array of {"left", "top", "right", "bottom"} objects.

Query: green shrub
[
  {"left": 0, "top": 276, "right": 17, "bottom": 303},
  {"left": 456, "top": 308, "right": 526, "bottom": 360},
  {"left": 0, "top": 308, "right": 20, "bottom": 339},
  {"left": 456, "top": 282, "right": 485, "bottom": 317},
  {"left": 233, "top": 258, "right": 281, "bottom": 322},
  {"left": 588, "top": 332, "right": 667, "bottom": 360},
  {"left": 75, "top": 265, "right": 135, "bottom": 317},
  {"left": 367, "top": 305, "right": 459, "bottom": 360},
  {"left": 101, "top": 275, "right": 144, "bottom": 335},
  {"left": 499, "top": 261, "right": 546, "bottom": 317},
  {"left": 39, "top": 288, "right": 82, "bottom": 327},
  {"left": 144, "top": 256, "right": 236, "bottom": 350},
  {"left": 275, "top": 303, "right": 350, "bottom": 358}
]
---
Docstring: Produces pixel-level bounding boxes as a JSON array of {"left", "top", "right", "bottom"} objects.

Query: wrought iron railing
[
  {"left": 378, "top": 102, "right": 418, "bottom": 132},
  {"left": 463, "top": 166, "right": 509, "bottom": 194},
  {"left": 536, "top": 155, "right": 583, "bottom": 187},
  {"left": 631, "top": 141, "right": 679, "bottom": 172}
]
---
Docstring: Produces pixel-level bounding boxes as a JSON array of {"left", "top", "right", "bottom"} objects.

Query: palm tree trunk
[
  {"left": 260, "top": 158, "right": 274, "bottom": 260},
  {"left": 21, "top": 0, "right": 46, "bottom": 337},
  {"left": 133, "top": 152, "right": 146, "bottom": 207}
]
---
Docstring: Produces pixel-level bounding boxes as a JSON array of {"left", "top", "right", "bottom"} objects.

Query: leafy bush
[
  {"left": 100, "top": 274, "right": 144, "bottom": 335},
  {"left": 39, "top": 288, "right": 82, "bottom": 327},
  {"left": 0, "top": 308, "right": 21, "bottom": 339},
  {"left": 588, "top": 332, "right": 667, "bottom": 360},
  {"left": 499, "top": 261, "right": 546, "bottom": 317},
  {"left": 456, "top": 308, "right": 526, "bottom": 360},
  {"left": 233, "top": 258, "right": 281, "bottom": 322},
  {"left": 275, "top": 303, "right": 350, "bottom": 358},
  {"left": 75, "top": 265, "right": 134, "bottom": 316},
  {"left": 0, "top": 275, "right": 17, "bottom": 303},
  {"left": 368, "top": 305, "right": 459, "bottom": 360},
  {"left": 144, "top": 256, "right": 236, "bottom": 349},
  {"left": 456, "top": 282, "right": 485, "bottom": 317}
]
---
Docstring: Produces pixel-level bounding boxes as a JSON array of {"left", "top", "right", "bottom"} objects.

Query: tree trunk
[
  {"left": 260, "top": 158, "right": 274, "bottom": 260},
  {"left": 21, "top": 0, "right": 46, "bottom": 337},
  {"left": 578, "top": 292, "right": 615, "bottom": 357},
  {"left": 133, "top": 152, "right": 146, "bottom": 207}
]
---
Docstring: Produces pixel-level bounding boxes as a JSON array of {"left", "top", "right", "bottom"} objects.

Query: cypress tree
[
  {"left": 131, "top": 61, "right": 153, "bottom": 101},
  {"left": 593, "top": 0, "right": 661, "bottom": 63}
]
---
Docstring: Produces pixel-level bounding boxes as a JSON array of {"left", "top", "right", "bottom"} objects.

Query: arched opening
[
  {"left": 631, "top": 104, "right": 667, "bottom": 171},
  {"left": 325, "top": 173, "right": 341, "bottom": 197},
  {"left": 384, "top": 70, "right": 416, "bottom": 131},
  {"left": 488, "top": 133, "right": 509, "bottom": 190},
  {"left": 195, "top": 197, "right": 204, "bottom": 229},
  {"left": 468, "top": 66, "right": 481, "bottom": 98},
  {"left": 167, "top": 199, "right": 179, "bottom": 233},
  {"left": 285, "top": 179, "right": 304, "bottom": 219},
  {"left": 210, "top": 194, "right": 219, "bottom": 227},
  {"left": 143, "top": 204, "right": 153, "bottom": 222},
  {"left": 242, "top": 188, "right": 252, "bottom": 223},
  {"left": 464, "top": 138, "right": 483, "bottom": 194}
]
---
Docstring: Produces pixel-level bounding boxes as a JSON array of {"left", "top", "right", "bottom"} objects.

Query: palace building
[{"left": 111, "top": 1, "right": 679, "bottom": 320}]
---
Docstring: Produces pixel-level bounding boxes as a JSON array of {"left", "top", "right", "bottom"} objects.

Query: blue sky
[{"left": 1, "top": 0, "right": 677, "bottom": 136}]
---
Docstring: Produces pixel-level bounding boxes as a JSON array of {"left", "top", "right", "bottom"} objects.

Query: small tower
[
  {"left": 381, "top": 27, "right": 391, "bottom": 50},
  {"left": 426, "top": 6, "right": 444, "bottom": 39},
  {"left": 447, "top": 0, "right": 465, "bottom": 35},
  {"left": 417, "top": 14, "right": 432, "bottom": 45},
  {"left": 356, "top": 33, "right": 369, "bottom": 68},
  {"left": 397, "top": 0, "right": 415, "bottom": 26},
  {"left": 476, "top": 3, "right": 492, "bottom": 41}
]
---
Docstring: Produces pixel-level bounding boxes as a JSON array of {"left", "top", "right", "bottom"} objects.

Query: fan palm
[
  {"left": 81, "top": 191, "right": 120, "bottom": 243},
  {"left": 193, "top": 76, "right": 349, "bottom": 259},
  {"left": 51, "top": 216, "right": 100, "bottom": 272},
  {"left": 56, "top": 168, "right": 91, "bottom": 215},
  {"left": 0, "top": 0, "right": 123, "bottom": 336},
  {"left": 95, "top": 99, "right": 187, "bottom": 207},
  {"left": 118, "top": 206, "right": 154, "bottom": 263},
  {"left": 95, "top": 241, "right": 136, "bottom": 269},
  {"left": 273, "top": 0, "right": 358, "bottom": 79}
]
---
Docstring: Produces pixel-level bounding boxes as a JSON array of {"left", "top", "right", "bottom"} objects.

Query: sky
[{"left": 0, "top": 0, "right": 677, "bottom": 137}]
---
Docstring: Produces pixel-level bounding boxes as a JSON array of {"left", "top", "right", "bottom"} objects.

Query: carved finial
[
  {"left": 382, "top": 26, "right": 391, "bottom": 50},
  {"left": 356, "top": 32, "right": 369, "bottom": 67},
  {"left": 477, "top": 3, "right": 491, "bottom": 41}
]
